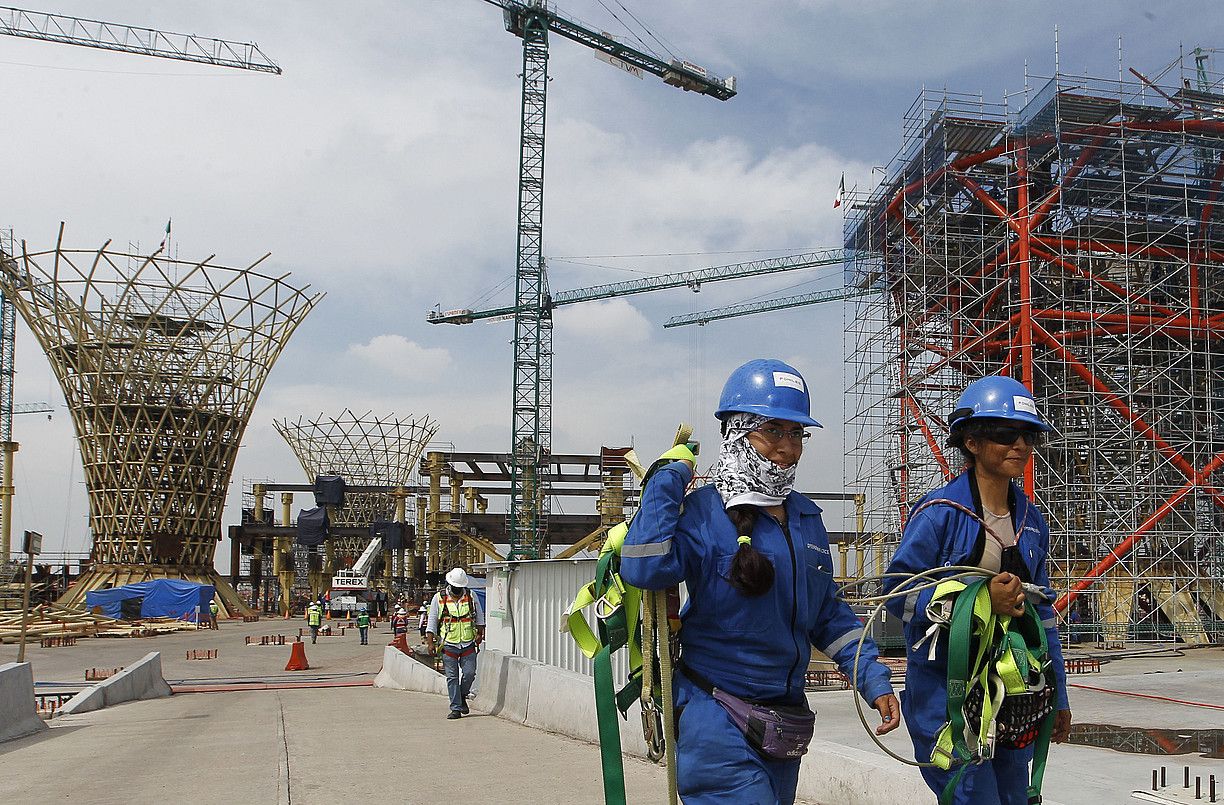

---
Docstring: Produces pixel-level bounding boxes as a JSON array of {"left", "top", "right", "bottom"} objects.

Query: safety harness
[
  {"left": 907, "top": 494, "right": 1058, "bottom": 805},
  {"left": 562, "top": 433, "right": 694, "bottom": 805}
]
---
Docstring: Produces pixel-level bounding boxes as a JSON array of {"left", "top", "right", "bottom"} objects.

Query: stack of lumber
[{"left": 0, "top": 603, "right": 197, "bottom": 644}]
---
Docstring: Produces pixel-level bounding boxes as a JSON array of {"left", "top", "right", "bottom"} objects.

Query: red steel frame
[{"left": 847, "top": 73, "right": 1224, "bottom": 642}]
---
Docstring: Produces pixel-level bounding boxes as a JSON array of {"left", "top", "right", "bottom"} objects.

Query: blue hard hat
[
  {"left": 716, "top": 359, "right": 822, "bottom": 428},
  {"left": 948, "top": 375, "right": 1053, "bottom": 432}
]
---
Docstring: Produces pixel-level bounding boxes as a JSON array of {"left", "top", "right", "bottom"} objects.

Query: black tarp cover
[
  {"left": 313, "top": 475, "right": 346, "bottom": 507},
  {"left": 296, "top": 506, "right": 330, "bottom": 546},
  {"left": 372, "top": 520, "right": 405, "bottom": 550}
]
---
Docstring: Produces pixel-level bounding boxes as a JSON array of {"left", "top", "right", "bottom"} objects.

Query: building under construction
[
  {"left": 847, "top": 53, "right": 1224, "bottom": 645},
  {"left": 0, "top": 228, "right": 321, "bottom": 617}
]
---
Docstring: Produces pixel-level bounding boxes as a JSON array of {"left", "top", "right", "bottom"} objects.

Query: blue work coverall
[
  {"left": 620, "top": 462, "right": 894, "bottom": 805},
  {"left": 884, "top": 471, "right": 1069, "bottom": 805}
]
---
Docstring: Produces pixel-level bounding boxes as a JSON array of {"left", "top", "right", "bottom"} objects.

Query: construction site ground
[{"left": 1, "top": 619, "right": 1221, "bottom": 804}]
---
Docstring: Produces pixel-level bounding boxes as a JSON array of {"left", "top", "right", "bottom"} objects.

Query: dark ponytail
[{"left": 725, "top": 505, "right": 775, "bottom": 597}]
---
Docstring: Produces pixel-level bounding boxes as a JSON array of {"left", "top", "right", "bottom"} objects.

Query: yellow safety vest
[
  {"left": 439, "top": 593, "right": 477, "bottom": 645},
  {"left": 307, "top": 607, "right": 322, "bottom": 626}
]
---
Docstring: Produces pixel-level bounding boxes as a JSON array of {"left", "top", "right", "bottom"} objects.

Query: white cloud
[
  {"left": 554, "top": 298, "right": 650, "bottom": 345},
  {"left": 346, "top": 334, "right": 452, "bottom": 378}
]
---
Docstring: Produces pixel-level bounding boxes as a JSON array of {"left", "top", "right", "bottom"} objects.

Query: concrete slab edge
[{"left": 0, "top": 662, "right": 48, "bottom": 743}]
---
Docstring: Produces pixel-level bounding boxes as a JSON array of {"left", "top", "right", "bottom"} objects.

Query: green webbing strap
[
  {"left": 939, "top": 579, "right": 993, "bottom": 805},
  {"left": 593, "top": 644, "right": 627, "bottom": 805},
  {"left": 938, "top": 583, "right": 1058, "bottom": 805},
  {"left": 1026, "top": 704, "right": 1057, "bottom": 804}
]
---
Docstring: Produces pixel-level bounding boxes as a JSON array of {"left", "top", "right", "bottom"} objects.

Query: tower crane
[
  {"left": 663, "top": 285, "right": 877, "bottom": 328},
  {"left": 464, "top": 0, "right": 736, "bottom": 559},
  {"left": 429, "top": 249, "right": 848, "bottom": 325},
  {"left": 0, "top": 6, "right": 279, "bottom": 559}
]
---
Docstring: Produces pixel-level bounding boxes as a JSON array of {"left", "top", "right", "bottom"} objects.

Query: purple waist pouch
[{"left": 711, "top": 687, "right": 816, "bottom": 761}]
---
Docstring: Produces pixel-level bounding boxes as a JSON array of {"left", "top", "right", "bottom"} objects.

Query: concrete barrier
[
  {"left": 472, "top": 649, "right": 539, "bottom": 724},
  {"left": 373, "top": 646, "right": 447, "bottom": 696},
  {"left": 0, "top": 662, "right": 47, "bottom": 744},
  {"left": 796, "top": 739, "right": 931, "bottom": 804},
  {"left": 523, "top": 662, "right": 650, "bottom": 758},
  {"left": 60, "top": 652, "right": 172, "bottom": 716}
]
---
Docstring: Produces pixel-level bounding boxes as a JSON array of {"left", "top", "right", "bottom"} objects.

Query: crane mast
[
  {"left": 476, "top": 0, "right": 735, "bottom": 559},
  {"left": 0, "top": 7, "right": 278, "bottom": 560}
]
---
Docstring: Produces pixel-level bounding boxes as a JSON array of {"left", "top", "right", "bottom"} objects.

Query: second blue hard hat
[
  {"left": 716, "top": 359, "right": 822, "bottom": 428},
  {"left": 948, "top": 375, "right": 1054, "bottom": 432}
]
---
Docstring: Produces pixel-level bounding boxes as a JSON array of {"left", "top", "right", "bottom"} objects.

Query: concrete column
[{"left": 0, "top": 441, "right": 17, "bottom": 560}]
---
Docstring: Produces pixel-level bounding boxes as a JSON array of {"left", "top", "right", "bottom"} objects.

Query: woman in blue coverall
[
  {"left": 620, "top": 359, "right": 900, "bottom": 805},
  {"left": 884, "top": 376, "right": 1073, "bottom": 805}
]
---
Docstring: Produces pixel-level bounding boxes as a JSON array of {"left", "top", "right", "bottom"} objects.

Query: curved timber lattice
[
  {"left": 0, "top": 226, "right": 321, "bottom": 616},
  {"left": 274, "top": 410, "right": 438, "bottom": 553}
]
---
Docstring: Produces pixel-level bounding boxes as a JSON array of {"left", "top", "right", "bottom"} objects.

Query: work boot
[{"left": 446, "top": 711, "right": 462, "bottom": 720}]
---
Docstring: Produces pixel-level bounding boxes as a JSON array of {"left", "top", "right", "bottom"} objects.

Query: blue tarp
[{"left": 85, "top": 579, "right": 215, "bottom": 622}]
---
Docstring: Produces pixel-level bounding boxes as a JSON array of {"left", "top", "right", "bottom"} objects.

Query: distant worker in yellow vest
[
  {"left": 208, "top": 599, "right": 219, "bottom": 630},
  {"left": 426, "top": 568, "right": 485, "bottom": 720},
  {"left": 306, "top": 602, "right": 323, "bottom": 644}
]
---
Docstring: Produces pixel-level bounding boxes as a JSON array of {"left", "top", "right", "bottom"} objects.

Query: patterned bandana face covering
[{"left": 709, "top": 412, "right": 799, "bottom": 509}]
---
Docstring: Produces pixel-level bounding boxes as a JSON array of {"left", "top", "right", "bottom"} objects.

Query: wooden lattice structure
[
  {"left": 0, "top": 226, "right": 321, "bottom": 617},
  {"left": 274, "top": 409, "right": 438, "bottom": 545}
]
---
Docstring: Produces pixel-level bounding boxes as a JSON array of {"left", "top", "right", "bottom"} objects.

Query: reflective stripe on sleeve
[
  {"left": 903, "top": 590, "right": 920, "bottom": 624},
  {"left": 823, "top": 627, "right": 864, "bottom": 658},
  {"left": 1042, "top": 617, "right": 1058, "bottom": 630},
  {"left": 621, "top": 539, "right": 672, "bottom": 559}
]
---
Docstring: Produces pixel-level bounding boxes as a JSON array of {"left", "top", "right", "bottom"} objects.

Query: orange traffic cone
[
  {"left": 390, "top": 633, "right": 410, "bottom": 655},
  {"left": 285, "top": 638, "right": 310, "bottom": 671}
]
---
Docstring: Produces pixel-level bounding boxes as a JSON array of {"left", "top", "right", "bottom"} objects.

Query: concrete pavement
[
  {"left": 3, "top": 619, "right": 1223, "bottom": 804},
  {"left": 0, "top": 685, "right": 672, "bottom": 805}
]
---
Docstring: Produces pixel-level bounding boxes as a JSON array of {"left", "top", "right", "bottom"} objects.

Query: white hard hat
[{"left": 445, "top": 567, "right": 469, "bottom": 588}]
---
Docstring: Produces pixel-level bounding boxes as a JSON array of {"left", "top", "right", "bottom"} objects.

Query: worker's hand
[
  {"left": 989, "top": 572, "right": 1026, "bottom": 617},
  {"left": 1051, "top": 708, "right": 1072, "bottom": 743},
  {"left": 873, "top": 693, "right": 901, "bottom": 735}
]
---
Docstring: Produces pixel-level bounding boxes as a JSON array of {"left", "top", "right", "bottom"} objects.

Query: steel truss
[
  {"left": 848, "top": 60, "right": 1224, "bottom": 645},
  {"left": 0, "top": 225, "right": 321, "bottom": 617}
]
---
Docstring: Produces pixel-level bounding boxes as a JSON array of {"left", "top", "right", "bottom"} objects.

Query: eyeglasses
[
  {"left": 978, "top": 424, "right": 1042, "bottom": 446},
  {"left": 752, "top": 426, "right": 811, "bottom": 444}
]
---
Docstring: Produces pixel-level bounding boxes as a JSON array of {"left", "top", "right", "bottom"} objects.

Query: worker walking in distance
[
  {"left": 885, "top": 376, "right": 1072, "bottom": 805},
  {"left": 306, "top": 601, "right": 323, "bottom": 644},
  {"left": 426, "top": 567, "right": 485, "bottom": 720},
  {"left": 208, "top": 599, "right": 219, "bottom": 630},
  {"left": 620, "top": 359, "right": 900, "bottom": 804},
  {"left": 417, "top": 602, "right": 429, "bottom": 638},
  {"left": 356, "top": 608, "right": 371, "bottom": 645}
]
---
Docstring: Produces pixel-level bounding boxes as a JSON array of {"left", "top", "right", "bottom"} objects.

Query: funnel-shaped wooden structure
[{"left": 0, "top": 226, "right": 321, "bottom": 616}]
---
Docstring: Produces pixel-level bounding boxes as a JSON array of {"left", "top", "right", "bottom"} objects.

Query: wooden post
[{"left": 17, "top": 530, "right": 41, "bottom": 663}]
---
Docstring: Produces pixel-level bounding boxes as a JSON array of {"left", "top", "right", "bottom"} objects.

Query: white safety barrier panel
[
  {"left": 59, "top": 651, "right": 172, "bottom": 716},
  {"left": 372, "top": 646, "right": 447, "bottom": 696},
  {"left": 0, "top": 662, "right": 47, "bottom": 743},
  {"left": 472, "top": 648, "right": 538, "bottom": 724}
]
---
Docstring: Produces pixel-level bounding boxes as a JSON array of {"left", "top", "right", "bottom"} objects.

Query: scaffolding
[
  {"left": 846, "top": 52, "right": 1224, "bottom": 646},
  {"left": 0, "top": 225, "right": 321, "bottom": 617}
]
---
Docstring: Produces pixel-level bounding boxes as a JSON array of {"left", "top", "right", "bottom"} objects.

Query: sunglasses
[{"left": 977, "top": 424, "right": 1042, "bottom": 446}]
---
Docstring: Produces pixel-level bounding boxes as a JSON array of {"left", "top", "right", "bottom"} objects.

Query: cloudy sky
[{"left": 3, "top": 1, "right": 1222, "bottom": 564}]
